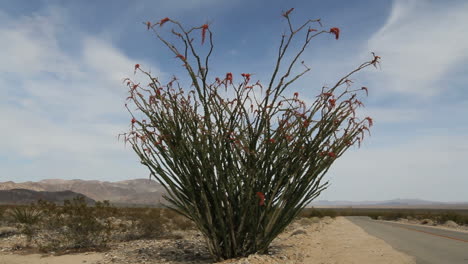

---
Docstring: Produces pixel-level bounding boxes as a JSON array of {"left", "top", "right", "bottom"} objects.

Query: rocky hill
[
  {"left": 0, "top": 189, "right": 95, "bottom": 205},
  {"left": 0, "top": 179, "right": 165, "bottom": 205}
]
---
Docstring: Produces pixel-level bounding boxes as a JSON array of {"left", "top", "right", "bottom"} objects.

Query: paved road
[{"left": 347, "top": 216, "right": 468, "bottom": 264}]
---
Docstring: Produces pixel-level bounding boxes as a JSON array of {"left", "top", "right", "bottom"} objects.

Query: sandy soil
[
  {"left": 222, "top": 217, "right": 415, "bottom": 264},
  {"left": 0, "top": 252, "right": 103, "bottom": 264},
  {"left": 0, "top": 217, "right": 415, "bottom": 264}
]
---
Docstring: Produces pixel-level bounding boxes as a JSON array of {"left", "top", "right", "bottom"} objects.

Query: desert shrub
[
  {"left": 94, "top": 200, "right": 119, "bottom": 218},
  {"left": 298, "top": 208, "right": 338, "bottom": 219},
  {"left": 133, "top": 208, "right": 164, "bottom": 238},
  {"left": 38, "top": 197, "right": 111, "bottom": 251},
  {"left": 169, "top": 213, "right": 196, "bottom": 231},
  {"left": 0, "top": 207, "right": 8, "bottom": 225},
  {"left": 9, "top": 205, "right": 42, "bottom": 242},
  {"left": 123, "top": 10, "right": 379, "bottom": 261},
  {"left": 61, "top": 197, "right": 112, "bottom": 248},
  {"left": 437, "top": 212, "right": 468, "bottom": 225},
  {"left": 111, "top": 208, "right": 164, "bottom": 240}
]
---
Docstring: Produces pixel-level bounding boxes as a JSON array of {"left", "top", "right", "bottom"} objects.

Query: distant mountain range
[
  {"left": 1, "top": 179, "right": 467, "bottom": 208},
  {"left": 310, "top": 199, "right": 468, "bottom": 209},
  {"left": 0, "top": 189, "right": 95, "bottom": 205},
  {"left": 0, "top": 179, "right": 165, "bottom": 206}
]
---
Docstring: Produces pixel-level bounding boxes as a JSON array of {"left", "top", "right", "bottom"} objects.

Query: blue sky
[{"left": 1, "top": 0, "right": 467, "bottom": 202}]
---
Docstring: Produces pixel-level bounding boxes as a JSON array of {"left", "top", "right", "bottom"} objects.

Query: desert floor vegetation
[
  {"left": 1, "top": 200, "right": 466, "bottom": 259},
  {"left": 300, "top": 207, "right": 468, "bottom": 227},
  {"left": 0, "top": 198, "right": 197, "bottom": 254},
  {"left": 0, "top": 205, "right": 418, "bottom": 264}
]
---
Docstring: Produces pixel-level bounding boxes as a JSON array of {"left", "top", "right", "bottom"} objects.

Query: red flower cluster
[
  {"left": 282, "top": 8, "right": 294, "bottom": 18},
  {"left": 241, "top": 73, "right": 251, "bottom": 83},
  {"left": 371, "top": 52, "right": 381, "bottom": 68},
  {"left": 328, "top": 98, "right": 336, "bottom": 108},
  {"left": 201, "top": 24, "right": 209, "bottom": 45},
  {"left": 330, "top": 27, "right": 340, "bottom": 40},
  {"left": 160, "top": 17, "right": 170, "bottom": 27},
  {"left": 256, "top": 192, "right": 265, "bottom": 206},
  {"left": 365, "top": 117, "right": 374, "bottom": 127},
  {"left": 176, "top": 54, "right": 186, "bottom": 61},
  {"left": 226, "top": 72, "right": 233, "bottom": 84}
]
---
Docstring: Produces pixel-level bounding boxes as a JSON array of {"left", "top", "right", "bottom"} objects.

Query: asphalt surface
[{"left": 347, "top": 216, "right": 468, "bottom": 264}]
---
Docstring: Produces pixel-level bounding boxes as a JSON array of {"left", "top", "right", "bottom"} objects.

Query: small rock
[
  {"left": 421, "top": 219, "right": 434, "bottom": 225},
  {"left": 290, "top": 229, "right": 307, "bottom": 236},
  {"left": 444, "top": 220, "right": 458, "bottom": 228}
]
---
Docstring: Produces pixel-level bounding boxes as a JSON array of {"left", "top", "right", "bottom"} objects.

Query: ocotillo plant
[{"left": 122, "top": 9, "right": 380, "bottom": 261}]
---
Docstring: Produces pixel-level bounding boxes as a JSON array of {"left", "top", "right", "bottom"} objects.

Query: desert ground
[{"left": 0, "top": 216, "right": 415, "bottom": 264}]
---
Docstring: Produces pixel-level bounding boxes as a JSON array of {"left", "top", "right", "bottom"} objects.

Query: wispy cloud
[
  {"left": 367, "top": 0, "right": 468, "bottom": 97},
  {"left": 322, "top": 133, "right": 468, "bottom": 202},
  {"left": 0, "top": 7, "right": 157, "bottom": 181},
  {"left": 1, "top": 0, "right": 467, "bottom": 202}
]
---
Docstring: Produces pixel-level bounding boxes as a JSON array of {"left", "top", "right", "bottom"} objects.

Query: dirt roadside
[{"left": 0, "top": 217, "right": 415, "bottom": 264}]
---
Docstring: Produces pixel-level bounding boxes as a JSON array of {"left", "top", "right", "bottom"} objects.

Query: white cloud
[
  {"left": 322, "top": 133, "right": 468, "bottom": 202},
  {"left": 367, "top": 0, "right": 468, "bottom": 96},
  {"left": 0, "top": 7, "right": 160, "bottom": 181},
  {"left": 0, "top": 8, "right": 80, "bottom": 78}
]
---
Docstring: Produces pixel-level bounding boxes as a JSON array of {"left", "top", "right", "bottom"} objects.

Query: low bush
[
  {"left": 9, "top": 205, "right": 42, "bottom": 243},
  {"left": 36, "top": 197, "right": 112, "bottom": 251}
]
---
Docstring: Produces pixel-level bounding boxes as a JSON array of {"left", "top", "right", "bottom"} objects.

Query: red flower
[
  {"left": 294, "top": 92, "right": 299, "bottom": 98},
  {"left": 201, "top": 24, "right": 209, "bottom": 45},
  {"left": 143, "top": 148, "right": 152, "bottom": 153},
  {"left": 226, "top": 72, "right": 233, "bottom": 84},
  {"left": 330, "top": 27, "right": 340, "bottom": 40},
  {"left": 328, "top": 152, "right": 336, "bottom": 158},
  {"left": 365, "top": 117, "right": 373, "bottom": 127},
  {"left": 146, "top": 22, "right": 151, "bottom": 30},
  {"left": 268, "top": 138, "right": 276, "bottom": 144},
  {"left": 241, "top": 73, "right": 251, "bottom": 83},
  {"left": 371, "top": 52, "right": 381, "bottom": 68},
  {"left": 256, "top": 192, "right": 265, "bottom": 206},
  {"left": 131, "top": 118, "right": 137, "bottom": 124},
  {"left": 344, "top": 79, "right": 353, "bottom": 87},
  {"left": 160, "top": 17, "right": 170, "bottom": 26},
  {"left": 282, "top": 8, "right": 294, "bottom": 18},
  {"left": 322, "top": 92, "right": 333, "bottom": 97},
  {"left": 176, "top": 54, "right": 186, "bottom": 61},
  {"left": 328, "top": 99, "right": 336, "bottom": 108},
  {"left": 303, "top": 120, "right": 310, "bottom": 127}
]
